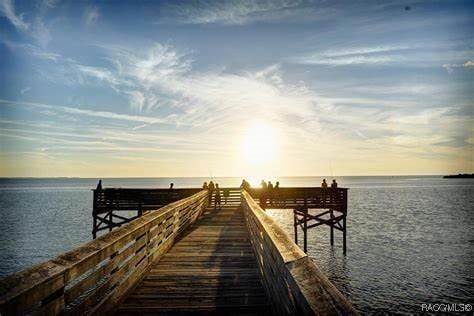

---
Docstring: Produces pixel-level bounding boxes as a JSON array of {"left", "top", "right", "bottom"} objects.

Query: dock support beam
[
  {"left": 343, "top": 216, "right": 347, "bottom": 255},
  {"left": 330, "top": 209, "right": 334, "bottom": 246},
  {"left": 293, "top": 211, "right": 298, "bottom": 244},
  {"left": 293, "top": 207, "right": 347, "bottom": 255},
  {"left": 303, "top": 209, "right": 308, "bottom": 253}
]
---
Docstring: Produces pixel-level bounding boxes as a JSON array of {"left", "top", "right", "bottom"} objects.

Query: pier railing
[
  {"left": 247, "top": 187, "right": 348, "bottom": 210},
  {"left": 241, "top": 190, "right": 356, "bottom": 315},
  {"left": 92, "top": 188, "right": 202, "bottom": 238},
  {"left": 0, "top": 190, "right": 208, "bottom": 315}
]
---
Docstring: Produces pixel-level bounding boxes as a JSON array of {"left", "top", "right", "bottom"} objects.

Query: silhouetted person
[
  {"left": 274, "top": 181, "right": 280, "bottom": 204},
  {"left": 203, "top": 182, "right": 208, "bottom": 189},
  {"left": 96, "top": 179, "right": 102, "bottom": 190},
  {"left": 321, "top": 179, "right": 328, "bottom": 188},
  {"left": 260, "top": 180, "right": 267, "bottom": 208},
  {"left": 214, "top": 184, "right": 221, "bottom": 210},
  {"left": 167, "top": 183, "right": 175, "bottom": 203},
  {"left": 208, "top": 181, "right": 215, "bottom": 203},
  {"left": 267, "top": 181, "right": 274, "bottom": 204},
  {"left": 331, "top": 179, "right": 338, "bottom": 188},
  {"left": 240, "top": 179, "right": 250, "bottom": 191},
  {"left": 244, "top": 179, "right": 251, "bottom": 190}
]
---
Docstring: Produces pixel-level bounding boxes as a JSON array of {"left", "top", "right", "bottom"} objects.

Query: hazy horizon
[
  {"left": 0, "top": 173, "right": 465, "bottom": 180},
  {"left": 1, "top": 0, "right": 473, "bottom": 177}
]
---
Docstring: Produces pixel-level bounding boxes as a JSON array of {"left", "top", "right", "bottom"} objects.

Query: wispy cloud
[
  {"left": 84, "top": 5, "right": 100, "bottom": 26},
  {"left": 76, "top": 64, "right": 126, "bottom": 89},
  {"left": 29, "top": 18, "right": 51, "bottom": 47},
  {"left": 68, "top": 41, "right": 471, "bottom": 159},
  {"left": 0, "top": 0, "right": 30, "bottom": 31},
  {"left": 2, "top": 40, "right": 61, "bottom": 61},
  {"left": 291, "top": 45, "right": 415, "bottom": 66},
  {"left": 0, "top": 99, "right": 167, "bottom": 125},
  {"left": 41, "top": 0, "right": 60, "bottom": 9},
  {"left": 158, "top": 0, "right": 320, "bottom": 25},
  {"left": 0, "top": 0, "right": 54, "bottom": 47},
  {"left": 100, "top": 44, "right": 321, "bottom": 134},
  {"left": 20, "top": 87, "right": 30, "bottom": 94},
  {"left": 322, "top": 45, "right": 415, "bottom": 57},
  {"left": 442, "top": 60, "right": 474, "bottom": 73}
]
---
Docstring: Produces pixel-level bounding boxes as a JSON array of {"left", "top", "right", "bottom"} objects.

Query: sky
[{"left": 0, "top": 0, "right": 473, "bottom": 177}]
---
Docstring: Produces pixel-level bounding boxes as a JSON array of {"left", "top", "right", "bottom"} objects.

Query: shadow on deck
[{"left": 116, "top": 194, "right": 269, "bottom": 315}]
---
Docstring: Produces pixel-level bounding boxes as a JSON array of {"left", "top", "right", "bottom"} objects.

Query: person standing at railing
[
  {"left": 214, "top": 183, "right": 221, "bottom": 210},
  {"left": 208, "top": 181, "right": 215, "bottom": 204},
  {"left": 240, "top": 179, "right": 250, "bottom": 191},
  {"left": 260, "top": 180, "right": 267, "bottom": 208},
  {"left": 331, "top": 179, "right": 338, "bottom": 188},
  {"left": 273, "top": 181, "right": 280, "bottom": 205},
  {"left": 203, "top": 182, "right": 208, "bottom": 189},
  {"left": 321, "top": 179, "right": 328, "bottom": 188},
  {"left": 267, "top": 181, "right": 274, "bottom": 205}
]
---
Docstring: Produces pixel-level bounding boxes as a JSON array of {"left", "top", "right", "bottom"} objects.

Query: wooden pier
[{"left": 0, "top": 187, "right": 355, "bottom": 315}]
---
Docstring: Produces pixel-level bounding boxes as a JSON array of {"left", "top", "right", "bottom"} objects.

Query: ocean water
[{"left": 0, "top": 176, "right": 473, "bottom": 314}]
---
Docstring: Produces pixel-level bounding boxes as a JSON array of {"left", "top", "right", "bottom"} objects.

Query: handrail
[
  {"left": 0, "top": 190, "right": 209, "bottom": 315},
  {"left": 247, "top": 187, "right": 348, "bottom": 211},
  {"left": 241, "top": 190, "right": 357, "bottom": 315}
]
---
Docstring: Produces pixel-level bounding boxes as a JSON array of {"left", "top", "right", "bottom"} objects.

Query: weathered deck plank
[{"left": 114, "top": 202, "right": 270, "bottom": 315}]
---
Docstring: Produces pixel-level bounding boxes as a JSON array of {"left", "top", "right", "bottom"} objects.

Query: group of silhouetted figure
[
  {"left": 202, "top": 181, "right": 230, "bottom": 210},
  {"left": 321, "top": 179, "right": 338, "bottom": 188},
  {"left": 202, "top": 178, "right": 339, "bottom": 210}
]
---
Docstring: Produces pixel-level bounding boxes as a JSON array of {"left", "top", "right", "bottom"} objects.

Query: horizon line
[{"left": 0, "top": 174, "right": 469, "bottom": 179}]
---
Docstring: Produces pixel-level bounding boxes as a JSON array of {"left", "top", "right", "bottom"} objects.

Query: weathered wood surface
[
  {"left": 0, "top": 190, "right": 208, "bottom": 316},
  {"left": 242, "top": 190, "right": 357, "bottom": 315},
  {"left": 116, "top": 189, "right": 269, "bottom": 315}
]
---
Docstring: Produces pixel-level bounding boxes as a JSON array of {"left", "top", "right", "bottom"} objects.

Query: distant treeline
[{"left": 443, "top": 174, "right": 474, "bottom": 179}]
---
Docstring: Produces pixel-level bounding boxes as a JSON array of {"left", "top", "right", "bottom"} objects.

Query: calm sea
[{"left": 0, "top": 176, "right": 473, "bottom": 313}]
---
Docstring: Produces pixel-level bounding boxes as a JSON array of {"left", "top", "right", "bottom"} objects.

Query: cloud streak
[
  {"left": 0, "top": 0, "right": 30, "bottom": 31},
  {"left": 157, "top": 0, "right": 330, "bottom": 25},
  {"left": 442, "top": 60, "right": 474, "bottom": 73},
  {"left": 84, "top": 5, "right": 100, "bottom": 26},
  {"left": 291, "top": 45, "right": 415, "bottom": 66},
  {"left": 0, "top": 99, "right": 167, "bottom": 125}
]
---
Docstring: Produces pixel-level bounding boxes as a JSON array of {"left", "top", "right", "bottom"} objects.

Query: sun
[{"left": 240, "top": 121, "right": 278, "bottom": 165}]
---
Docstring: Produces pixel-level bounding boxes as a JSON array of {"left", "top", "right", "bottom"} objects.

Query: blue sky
[{"left": 0, "top": 0, "right": 473, "bottom": 177}]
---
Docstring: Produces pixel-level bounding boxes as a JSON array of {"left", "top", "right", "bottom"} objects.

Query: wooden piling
[
  {"left": 289, "top": 188, "right": 349, "bottom": 255},
  {"left": 330, "top": 209, "right": 334, "bottom": 246}
]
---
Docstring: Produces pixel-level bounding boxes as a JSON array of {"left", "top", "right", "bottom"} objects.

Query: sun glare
[{"left": 240, "top": 121, "right": 278, "bottom": 165}]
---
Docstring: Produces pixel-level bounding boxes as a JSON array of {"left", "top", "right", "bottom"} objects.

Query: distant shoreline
[{"left": 443, "top": 174, "right": 474, "bottom": 179}]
